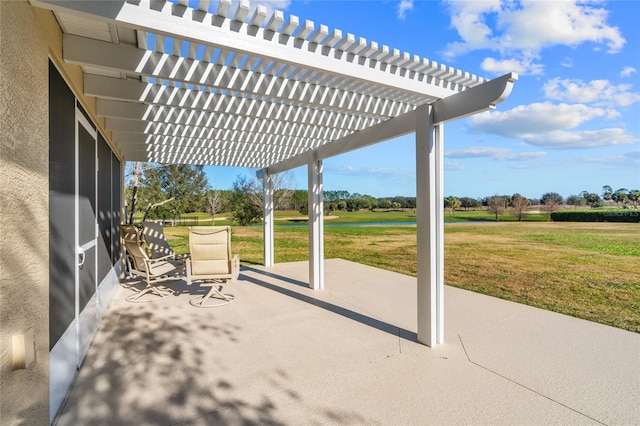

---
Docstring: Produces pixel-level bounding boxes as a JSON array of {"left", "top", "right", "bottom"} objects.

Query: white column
[
  {"left": 415, "top": 104, "right": 444, "bottom": 347},
  {"left": 263, "top": 171, "right": 274, "bottom": 267},
  {"left": 434, "top": 123, "right": 445, "bottom": 343},
  {"left": 308, "top": 159, "right": 324, "bottom": 290}
]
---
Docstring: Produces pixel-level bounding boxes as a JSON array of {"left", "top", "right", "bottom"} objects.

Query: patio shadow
[
  {"left": 56, "top": 274, "right": 375, "bottom": 425},
  {"left": 241, "top": 267, "right": 417, "bottom": 342}
]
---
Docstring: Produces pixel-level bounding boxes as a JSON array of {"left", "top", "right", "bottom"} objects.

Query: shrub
[{"left": 551, "top": 209, "right": 640, "bottom": 223}]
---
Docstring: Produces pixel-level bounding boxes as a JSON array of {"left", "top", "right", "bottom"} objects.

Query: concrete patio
[{"left": 54, "top": 259, "right": 640, "bottom": 425}]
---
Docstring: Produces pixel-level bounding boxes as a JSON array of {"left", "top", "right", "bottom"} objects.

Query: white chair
[{"left": 186, "top": 226, "right": 239, "bottom": 307}]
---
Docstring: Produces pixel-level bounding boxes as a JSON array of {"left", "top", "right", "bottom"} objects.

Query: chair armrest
[
  {"left": 143, "top": 255, "right": 181, "bottom": 278},
  {"left": 145, "top": 255, "right": 174, "bottom": 264}
]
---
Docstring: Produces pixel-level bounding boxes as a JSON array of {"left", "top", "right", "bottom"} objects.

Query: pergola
[{"left": 33, "top": 0, "right": 516, "bottom": 347}]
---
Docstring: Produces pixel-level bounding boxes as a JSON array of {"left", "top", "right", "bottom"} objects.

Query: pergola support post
[
  {"left": 308, "top": 159, "right": 324, "bottom": 290},
  {"left": 415, "top": 104, "right": 444, "bottom": 347},
  {"left": 263, "top": 171, "right": 274, "bottom": 267},
  {"left": 434, "top": 123, "right": 445, "bottom": 343}
]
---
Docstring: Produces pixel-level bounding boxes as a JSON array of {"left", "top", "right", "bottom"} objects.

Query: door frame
[
  {"left": 74, "top": 107, "right": 99, "bottom": 363},
  {"left": 50, "top": 105, "right": 99, "bottom": 422}
]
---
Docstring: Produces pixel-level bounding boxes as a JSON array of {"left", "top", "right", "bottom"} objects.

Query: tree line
[
  {"left": 445, "top": 186, "right": 640, "bottom": 221},
  {"left": 126, "top": 164, "right": 639, "bottom": 225}
]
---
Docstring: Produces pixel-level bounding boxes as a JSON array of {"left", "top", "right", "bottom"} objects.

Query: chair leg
[
  {"left": 125, "top": 277, "right": 174, "bottom": 303},
  {"left": 189, "top": 280, "right": 235, "bottom": 308}
]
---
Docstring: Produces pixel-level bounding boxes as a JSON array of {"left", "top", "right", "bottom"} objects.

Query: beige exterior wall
[{"left": 0, "top": 1, "right": 117, "bottom": 424}]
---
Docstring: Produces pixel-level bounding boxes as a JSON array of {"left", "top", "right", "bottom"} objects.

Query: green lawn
[
  {"left": 162, "top": 213, "right": 639, "bottom": 333},
  {"left": 140, "top": 208, "right": 549, "bottom": 225}
]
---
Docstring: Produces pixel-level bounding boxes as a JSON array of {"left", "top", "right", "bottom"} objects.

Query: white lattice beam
[
  {"left": 265, "top": 73, "right": 517, "bottom": 175},
  {"left": 96, "top": 96, "right": 382, "bottom": 137},
  {"left": 34, "top": 0, "right": 481, "bottom": 99},
  {"left": 67, "top": 35, "right": 419, "bottom": 117}
]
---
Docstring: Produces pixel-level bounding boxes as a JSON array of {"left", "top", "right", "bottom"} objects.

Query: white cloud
[
  {"left": 543, "top": 78, "right": 640, "bottom": 107},
  {"left": 582, "top": 151, "right": 640, "bottom": 167},
  {"left": 252, "top": 0, "right": 291, "bottom": 10},
  {"left": 443, "top": 0, "right": 502, "bottom": 56},
  {"left": 481, "top": 56, "right": 543, "bottom": 75},
  {"left": 446, "top": 147, "right": 510, "bottom": 158},
  {"left": 445, "top": 146, "right": 547, "bottom": 161},
  {"left": 443, "top": 0, "right": 625, "bottom": 75},
  {"left": 523, "top": 128, "right": 639, "bottom": 149},
  {"left": 506, "top": 151, "right": 549, "bottom": 161},
  {"left": 561, "top": 57, "right": 574, "bottom": 68},
  {"left": 467, "top": 102, "right": 639, "bottom": 149},
  {"left": 445, "top": 161, "right": 464, "bottom": 171},
  {"left": 327, "top": 165, "right": 410, "bottom": 178},
  {"left": 621, "top": 66, "right": 637, "bottom": 78},
  {"left": 605, "top": 109, "right": 622, "bottom": 120},
  {"left": 367, "top": 167, "right": 409, "bottom": 177},
  {"left": 497, "top": 1, "right": 625, "bottom": 53},
  {"left": 469, "top": 103, "right": 607, "bottom": 136},
  {"left": 397, "top": 0, "right": 414, "bottom": 20}
]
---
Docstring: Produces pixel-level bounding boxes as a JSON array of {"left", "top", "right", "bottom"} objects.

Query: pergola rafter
[
  {"left": 31, "top": 0, "right": 517, "bottom": 347},
  {"left": 33, "top": 0, "right": 488, "bottom": 167}
]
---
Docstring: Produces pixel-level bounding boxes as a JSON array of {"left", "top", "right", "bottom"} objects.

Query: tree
[
  {"left": 270, "top": 172, "right": 295, "bottom": 210},
  {"left": 206, "top": 189, "right": 227, "bottom": 223},
  {"left": 566, "top": 194, "right": 586, "bottom": 209},
  {"left": 612, "top": 188, "right": 629, "bottom": 206},
  {"left": 379, "top": 199, "right": 393, "bottom": 210},
  {"left": 460, "top": 197, "right": 481, "bottom": 210},
  {"left": 579, "top": 191, "right": 603, "bottom": 208},
  {"left": 363, "top": 195, "right": 379, "bottom": 211},
  {"left": 628, "top": 190, "right": 640, "bottom": 208},
  {"left": 346, "top": 195, "right": 368, "bottom": 212},
  {"left": 127, "top": 161, "right": 141, "bottom": 224},
  {"left": 291, "top": 190, "right": 307, "bottom": 212},
  {"left": 541, "top": 192, "right": 563, "bottom": 218},
  {"left": 247, "top": 171, "right": 295, "bottom": 212},
  {"left": 229, "top": 175, "right": 262, "bottom": 226},
  {"left": 325, "top": 190, "right": 349, "bottom": 203},
  {"left": 444, "top": 196, "right": 461, "bottom": 217},
  {"left": 602, "top": 185, "right": 613, "bottom": 202},
  {"left": 487, "top": 195, "right": 505, "bottom": 221},
  {"left": 140, "top": 164, "right": 209, "bottom": 221},
  {"left": 142, "top": 197, "right": 175, "bottom": 223},
  {"left": 510, "top": 194, "right": 530, "bottom": 221}
]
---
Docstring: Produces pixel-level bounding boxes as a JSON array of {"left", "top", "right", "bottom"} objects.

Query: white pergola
[{"left": 33, "top": 0, "right": 516, "bottom": 347}]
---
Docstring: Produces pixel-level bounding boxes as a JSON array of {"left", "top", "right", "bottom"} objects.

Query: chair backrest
[
  {"left": 120, "top": 224, "right": 149, "bottom": 272},
  {"left": 189, "top": 226, "right": 232, "bottom": 276},
  {"left": 143, "top": 221, "right": 174, "bottom": 259}
]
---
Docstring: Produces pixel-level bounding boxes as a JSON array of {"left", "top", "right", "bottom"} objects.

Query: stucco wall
[
  {"left": 0, "top": 1, "right": 116, "bottom": 424},
  {"left": 0, "top": 1, "right": 51, "bottom": 424}
]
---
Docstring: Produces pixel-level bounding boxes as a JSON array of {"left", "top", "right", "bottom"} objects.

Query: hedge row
[{"left": 551, "top": 209, "right": 640, "bottom": 223}]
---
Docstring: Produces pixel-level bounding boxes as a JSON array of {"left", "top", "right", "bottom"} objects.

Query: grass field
[
  {"left": 162, "top": 213, "right": 639, "bottom": 333},
  {"left": 151, "top": 208, "right": 551, "bottom": 224}
]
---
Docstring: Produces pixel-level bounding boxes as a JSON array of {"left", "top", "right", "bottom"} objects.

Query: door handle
[{"left": 78, "top": 247, "right": 86, "bottom": 268}]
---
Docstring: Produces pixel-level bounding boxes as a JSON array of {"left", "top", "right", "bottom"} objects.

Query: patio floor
[{"left": 55, "top": 259, "right": 640, "bottom": 425}]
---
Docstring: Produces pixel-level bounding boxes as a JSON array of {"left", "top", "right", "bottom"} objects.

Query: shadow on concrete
[
  {"left": 55, "top": 301, "right": 255, "bottom": 425},
  {"left": 55, "top": 276, "right": 371, "bottom": 425},
  {"left": 241, "top": 267, "right": 417, "bottom": 342}
]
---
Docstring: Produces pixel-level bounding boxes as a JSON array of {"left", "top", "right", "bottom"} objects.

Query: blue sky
[{"left": 203, "top": 0, "right": 640, "bottom": 200}]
